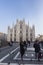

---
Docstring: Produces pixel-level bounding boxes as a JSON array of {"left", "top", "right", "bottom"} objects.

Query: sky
[{"left": 0, "top": 0, "right": 43, "bottom": 36}]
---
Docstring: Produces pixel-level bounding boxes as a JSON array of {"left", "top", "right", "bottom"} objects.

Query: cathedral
[{"left": 7, "top": 19, "right": 35, "bottom": 42}]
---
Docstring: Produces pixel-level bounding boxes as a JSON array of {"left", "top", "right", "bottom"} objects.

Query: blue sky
[{"left": 0, "top": 0, "right": 43, "bottom": 36}]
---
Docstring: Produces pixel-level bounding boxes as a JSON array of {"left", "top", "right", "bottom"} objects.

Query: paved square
[{"left": 13, "top": 48, "right": 43, "bottom": 61}]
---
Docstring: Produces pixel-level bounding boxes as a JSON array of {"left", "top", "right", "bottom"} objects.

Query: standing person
[
  {"left": 20, "top": 41, "right": 25, "bottom": 60},
  {"left": 28, "top": 40, "right": 30, "bottom": 46},
  {"left": 33, "top": 40, "right": 41, "bottom": 61},
  {"left": 8, "top": 41, "right": 10, "bottom": 46},
  {"left": 27, "top": 40, "right": 30, "bottom": 46},
  {"left": 8, "top": 41, "right": 13, "bottom": 46}
]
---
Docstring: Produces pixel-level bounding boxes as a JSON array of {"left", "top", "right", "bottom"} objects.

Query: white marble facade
[{"left": 7, "top": 19, "right": 35, "bottom": 42}]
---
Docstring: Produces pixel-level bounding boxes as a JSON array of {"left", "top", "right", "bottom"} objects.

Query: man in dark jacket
[
  {"left": 33, "top": 40, "right": 41, "bottom": 60},
  {"left": 20, "top": 41, "right": 25, "bottom": 60}
]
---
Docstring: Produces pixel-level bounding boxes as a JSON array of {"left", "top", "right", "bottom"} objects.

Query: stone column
[
  {"left": 28, "top": 22, "right": 30, "bottom": 41},
  {"left": 22, "top": 19, "right": 26, "bottom": 41},
  {"left": 32, "top": 25, "right": 35, "bottom": 41},
  {"left": 16, "top": 19, "right": 20, "bottom": 42},
  {"left": 12, "top": 23, "right": 15, "bottom": 42}
]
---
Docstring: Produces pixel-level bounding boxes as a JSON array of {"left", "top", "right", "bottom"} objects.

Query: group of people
[
  {"left": 8, "top": 39, "right": 42, "bottom": 61},
  {"left": 8, "top": 41, "right": 13, "bottom": 46},
  {"left": 20, "top": 40, "right": 42, "bottom": 61}
]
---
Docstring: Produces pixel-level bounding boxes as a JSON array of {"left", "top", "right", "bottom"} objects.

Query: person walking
[
  {"left": 33, "top": 40, "right": 41, "bottom": 61},
  {"left": 20, "top": 41, "right": 25, "bottom": 60}
]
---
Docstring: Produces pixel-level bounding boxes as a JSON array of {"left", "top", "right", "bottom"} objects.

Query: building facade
[
  {"left": 7, "top": 19, "right": 35, "bottom": 42},
  {"left": 0, "top": 32, "right": 7, "bottom": 47}
]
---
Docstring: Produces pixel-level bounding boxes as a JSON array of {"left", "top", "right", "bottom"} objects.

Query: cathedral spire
[{"left": 12, "top": 22, "right": 14, "bottom": 27}]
